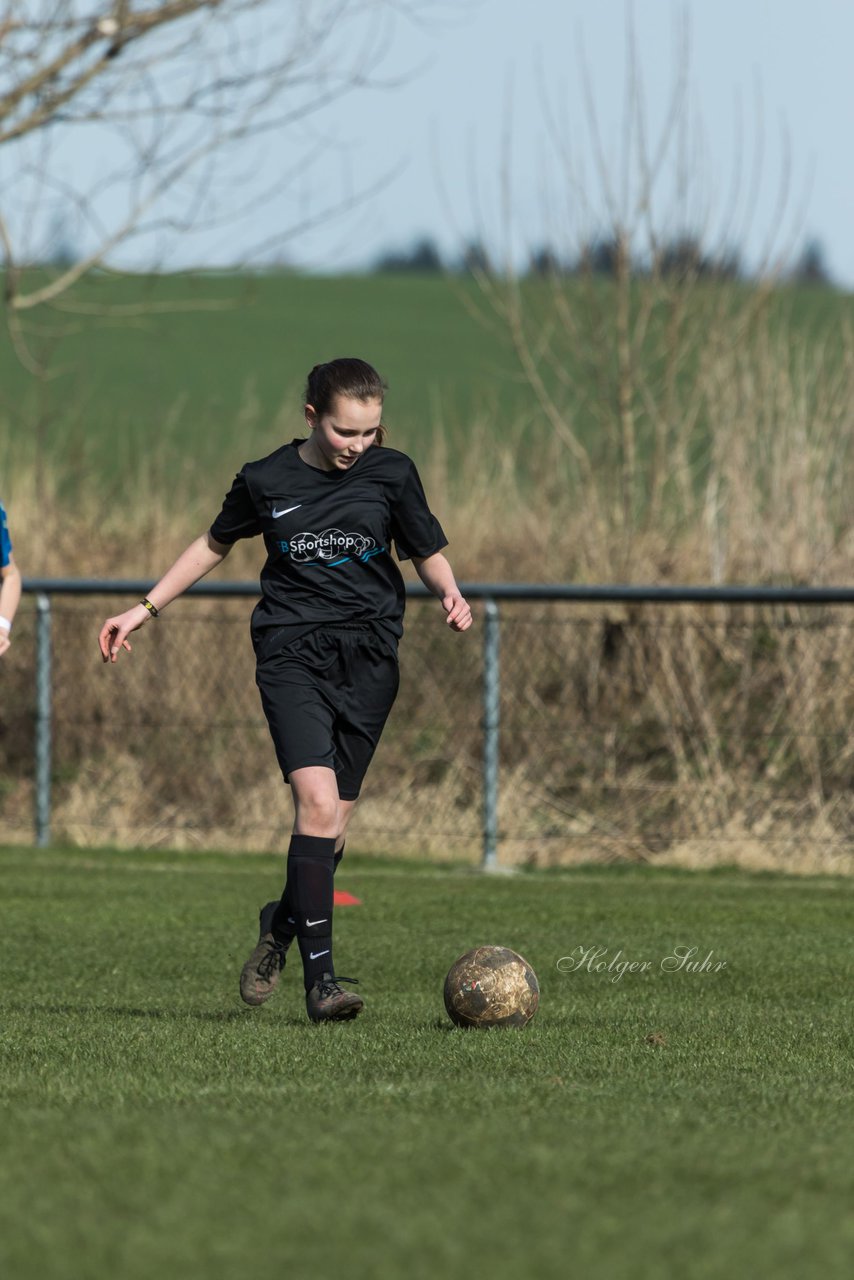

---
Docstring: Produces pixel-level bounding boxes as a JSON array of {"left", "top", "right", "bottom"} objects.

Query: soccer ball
[{"left": 443, "top": 945, "right": 539, "bottom": 1029}]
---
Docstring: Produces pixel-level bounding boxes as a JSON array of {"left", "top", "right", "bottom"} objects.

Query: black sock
[
  {"left": 274, "top": 842, "right": 345, "bottom": 944},
  {"left": 276, "top": 833, "right": 337, "bottom": 990},
  {"left": 271, "top": 889, "right": 297, "bottom": 944}
]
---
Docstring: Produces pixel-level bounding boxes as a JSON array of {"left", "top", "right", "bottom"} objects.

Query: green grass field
[
  {"left": 0, "top": 273, "right": 524, "bottom": 489},
  {"left": 1, "top": 846, "right": 852, "bottom": 1280},
  {"left": 1, "top": 270, "right": 846, "bottom": 495}
]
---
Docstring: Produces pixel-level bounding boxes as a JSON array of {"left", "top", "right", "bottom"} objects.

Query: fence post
[
  {"left": 35, "top": 593, "right": 52, "bottom": 847},
  {"left": 482, "top": 598, "right": 500, "bottom": 869}
]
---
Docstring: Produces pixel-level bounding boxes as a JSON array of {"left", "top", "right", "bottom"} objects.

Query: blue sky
[
  {"left": 288, "top": 0, "right": 852, "bottom": 284},
  {"left": 14, "top": 0, "right": 854, "bottom": 286}
]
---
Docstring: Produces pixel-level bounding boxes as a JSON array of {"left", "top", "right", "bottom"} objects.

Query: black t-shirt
[{"left": 209, "top": 439, "right": 448, "bottom": 655}]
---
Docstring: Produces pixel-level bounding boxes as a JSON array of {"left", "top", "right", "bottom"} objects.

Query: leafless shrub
[{"left": 0, "top": 0, "right": 441, "bottom": 377}]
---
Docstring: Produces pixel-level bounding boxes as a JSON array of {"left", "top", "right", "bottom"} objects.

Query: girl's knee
[{"left": 293, "top": 791, "right": 340, "bottom": 837}]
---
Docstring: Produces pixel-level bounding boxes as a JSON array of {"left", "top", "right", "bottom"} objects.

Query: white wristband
[{"left": 0, "top": 616, "right": 11, "bottom": 634}]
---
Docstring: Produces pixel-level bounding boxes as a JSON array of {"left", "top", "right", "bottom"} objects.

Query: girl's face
[{"left": 304, "top": 394, "right": 382, "bottom": 471}]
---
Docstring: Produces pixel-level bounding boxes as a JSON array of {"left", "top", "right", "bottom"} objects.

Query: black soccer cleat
[
  {"left": 239, "top": 900, "right": 292, "bottom": 1007},
  {"left": 305, "top": 972, "right": 364, "bottom": 1023}
]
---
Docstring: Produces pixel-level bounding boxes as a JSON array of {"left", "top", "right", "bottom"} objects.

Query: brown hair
[{"left": 304, "top": 358, "right": 387, "bottom": 444}]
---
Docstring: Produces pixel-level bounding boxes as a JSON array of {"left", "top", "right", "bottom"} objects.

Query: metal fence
[{"left": 4, "top": 579, "right": 854, "bottom": 872}]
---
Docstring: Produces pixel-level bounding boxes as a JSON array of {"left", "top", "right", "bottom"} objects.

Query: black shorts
[{"left": 255, "top": 624, "right": 400, "bottom": 801}]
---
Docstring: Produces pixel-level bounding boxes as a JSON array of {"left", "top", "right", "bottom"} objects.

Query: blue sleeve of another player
[{"left": 0, "top": 502, "right": 11, "bottom": 569}]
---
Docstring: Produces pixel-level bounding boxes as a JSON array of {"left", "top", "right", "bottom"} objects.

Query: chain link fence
[{"left": 2, "top": 584, "right": 854, "bottom": 872}]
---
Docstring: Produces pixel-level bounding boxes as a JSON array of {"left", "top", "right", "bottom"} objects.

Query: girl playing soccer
[{"left": 98, "top": 358, "right": 472, "bottom": 1022}]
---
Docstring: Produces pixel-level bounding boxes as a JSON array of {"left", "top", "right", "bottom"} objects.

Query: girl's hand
[
  {"left": 98, "top": 603, "right": 151, "bottom": 663},
  {"left": 442, "top": 593, "right": 473, "bottom": 632}
]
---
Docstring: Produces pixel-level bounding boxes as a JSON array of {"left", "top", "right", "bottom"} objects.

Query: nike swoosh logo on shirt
[{"left": 272, "top": 504, "right": 301, "bottom": 518}]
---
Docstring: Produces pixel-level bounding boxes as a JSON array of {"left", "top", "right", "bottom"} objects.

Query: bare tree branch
[{"left": 0, "top": 0, "right": 443, "bottom": 370}]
